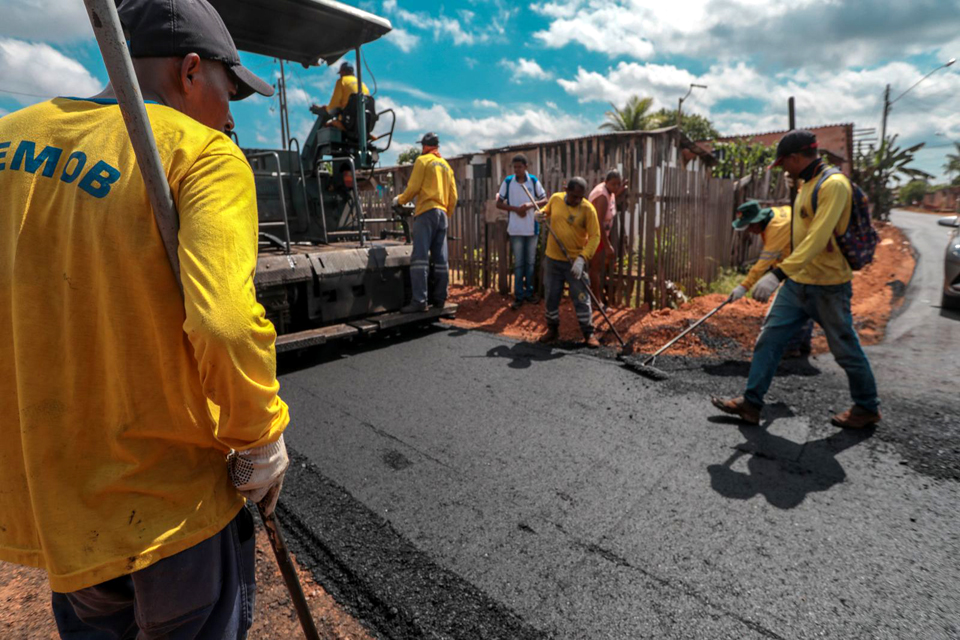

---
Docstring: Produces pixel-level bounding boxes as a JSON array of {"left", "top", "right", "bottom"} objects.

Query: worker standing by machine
[
  {"left": 310, "top": 60, "right": 370, "bottom": 129},
  {"left": 730, "top": 200, "right": 814, "bottom": 357},
  {"left": 0, "top": 0, "right": 288, "bottom": 636},
  {"left": 393, "top": 132, "right": 458, "bottom": 312}
]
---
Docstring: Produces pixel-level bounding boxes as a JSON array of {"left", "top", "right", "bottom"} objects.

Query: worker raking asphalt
[{"left": 272, "top": 264, "right": 960, "bottom": 639}]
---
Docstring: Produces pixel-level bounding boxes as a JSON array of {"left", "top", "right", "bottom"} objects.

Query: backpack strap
[
  {"left": 503, "top": 174, "right": 514, "bottom": 206},
  {"left": 810, "top": 167, "right": 842, "bottom": 214}
]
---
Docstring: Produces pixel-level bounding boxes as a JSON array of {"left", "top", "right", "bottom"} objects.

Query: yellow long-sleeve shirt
[
  {"left": 542, "top": 192, "right": 601, "bottom": 262},
  {"left": 741, "top": 206, "right": 792, "bottom": 290},
  {"left": 0, "top": 98, "right": 288, "bottom": 593},
  {"left": 398, "top": 152, "right": 458, "bottom": 216},
  {"left": 326, "top": 75, "right": 370, "bottom": 112},
  {"left": 777, "top": 166, "right": 853, "bottom": 285}
]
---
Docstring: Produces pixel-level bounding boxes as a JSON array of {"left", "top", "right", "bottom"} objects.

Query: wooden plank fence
[{"left": 367, "top": 128, "right": 776, "bottom": 309}]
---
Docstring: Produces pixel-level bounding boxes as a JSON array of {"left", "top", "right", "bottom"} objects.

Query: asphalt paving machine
[{"left": 207, "top": 0, "right": 455, "bottom": 352}]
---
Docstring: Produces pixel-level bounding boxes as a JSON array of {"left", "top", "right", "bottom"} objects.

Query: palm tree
[
  {"left": 600, "top": 96, "right": 656, "bottom": 132},
  {"left": 943, "top": 142, "right": 960, "bottom": 182}
]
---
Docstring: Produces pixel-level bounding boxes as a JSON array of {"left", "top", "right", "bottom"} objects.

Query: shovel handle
[
  {"left": 516, "top": 181, "right": 627, "bottom": 349},
  {"left": 643, "top": 300, "right": 729, "bottom": 365}
]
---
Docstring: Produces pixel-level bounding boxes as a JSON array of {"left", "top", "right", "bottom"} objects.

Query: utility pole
[
  {"left": 788, "top": 97, "right": 795, "bottom": 130},
  {"left": 880, "top": 84, "right": 890, "bottom": 155},
  {"left": 677, "top": 83, "right": 708, "bottom": 131}
]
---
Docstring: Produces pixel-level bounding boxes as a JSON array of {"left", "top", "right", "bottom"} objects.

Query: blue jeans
[
  {"left": 544, "top": 257, "right": 593, "bottom": 335},
  {"left": 411, "top": 209, "right": 449, "bottom": 306},
  {"left": 785, "top": 318, "right": 814, "bottom": 353},
  {"left": 745, "top": 280, "right": 879, "bottom": 412},
  {"left": 510, "top": 234, "right": 538, "bottom": 302},
  {"left": 52, "top": 508, "right": 256, "bottom": 640}
]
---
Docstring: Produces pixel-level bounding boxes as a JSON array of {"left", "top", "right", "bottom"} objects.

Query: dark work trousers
[
  {"left": 411, "top": 208, "right": 449, "bottom": 306},
  {"left": 51, "top": 507, "right": 256, "bottom": 640},
  {"left": 543, "top": 256, "right": 594, "bottom": 336}
]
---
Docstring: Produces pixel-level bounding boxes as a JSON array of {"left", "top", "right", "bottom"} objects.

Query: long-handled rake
[
  {"left": 514, "top": 181, "right": 673, "bottom": 379},
  {"left": 516, "top": 181, "right": 730, "bottom": 381}
]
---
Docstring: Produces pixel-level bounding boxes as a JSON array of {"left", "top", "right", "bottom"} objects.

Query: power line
[{"left": 0, "top": 87, "right": 54, "bottom": 99}]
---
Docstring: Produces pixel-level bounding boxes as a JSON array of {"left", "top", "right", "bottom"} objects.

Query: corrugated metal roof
[{"left": 707, "top": 123, "right": 855, "bottom": 144}]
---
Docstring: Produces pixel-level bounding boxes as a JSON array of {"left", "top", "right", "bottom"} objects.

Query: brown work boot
[
  {"left": 538, "top": 325, "right": 559, "bottom": 344},
  {"left": 831, "top": 405, "right": 882, "bottom": 429},
  {"left": 711, "top": 396, "right": 761, "bottom": 426},
  {"left": 583, "top": 334, "right": 601, "bottom": 349}
]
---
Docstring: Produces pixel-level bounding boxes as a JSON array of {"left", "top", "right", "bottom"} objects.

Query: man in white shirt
[{"left": 496, "top": 154, "right": 548, "bottom": 310}]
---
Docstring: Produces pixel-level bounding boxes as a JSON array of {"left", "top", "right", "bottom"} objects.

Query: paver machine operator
[{"left": 207, "top": 0, "right": 457, "bottom": 353}]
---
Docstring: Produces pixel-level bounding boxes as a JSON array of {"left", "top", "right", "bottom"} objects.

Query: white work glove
[
  {"left": 728, "top": 285, "right": 748, "bottom": 302},
  {"left": 570, "top": 256, "right": 586, "bottom": 280},
  {"left": 228, "top": 435, "right": 289, "bottom": 516},
  {"left": 391, "top": 195, "right": 400, "bottom": 208},
  {"left": 752, "top": 272, "right": 781, "bottom": 303}
]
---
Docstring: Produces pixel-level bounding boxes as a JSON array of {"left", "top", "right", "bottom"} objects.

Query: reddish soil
[
  {"left": 1, "top": 525, "right": 373, "bottom": 640},
  {"left": 902, "top": 206, "right": 956, "bottom": 216},
  {"left": 446, "top": 223, "right": 915, "bottom": 356}
]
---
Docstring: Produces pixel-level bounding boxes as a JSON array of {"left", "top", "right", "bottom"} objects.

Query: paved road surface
[{"left": 276, "top": 211, "right": 960, "bottom": 639}]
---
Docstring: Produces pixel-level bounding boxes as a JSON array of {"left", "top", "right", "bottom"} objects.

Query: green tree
[
  {"left": 898, "top": 179, "right": 929, "bottom": 205},
  {"left": 397, "top": 146, "right": 420, "bottom": 165},
  {"left": 650, "top": 108, "right": 720, "bottom": 141},
  {"left": 854, "top": 135, "right": 932, "bottom": 220},
  {"left": 600, "top": 96, "right": 657, "bottom": 132},
  {"left": 710, "top": 140, "right": 778, "bottom": 180},
  {"left": 943, "top": 142, "right": 960, "bottom": 183}
]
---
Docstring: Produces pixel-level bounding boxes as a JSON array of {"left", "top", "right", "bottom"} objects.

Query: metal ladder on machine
[{"left": 246, "top": 139, "right": 309, "bottom": 255}]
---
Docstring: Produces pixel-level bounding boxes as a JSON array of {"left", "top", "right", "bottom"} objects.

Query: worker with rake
[
  {"left": 713, "top": 131, "right": 880, "bottom": 429},
  {"left": 730, "top": 200, "right": 814, "bottom": 358},
  {"left": 537, "top": 177, "right": 603, "bottom": 348},
  {"left": 0, "top": 0, "right": 289, "bottom": 637}
]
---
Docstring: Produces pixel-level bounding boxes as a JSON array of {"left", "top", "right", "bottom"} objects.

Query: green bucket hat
[{"left": 733, "top": 200, "right": 773, "bottom": 230}]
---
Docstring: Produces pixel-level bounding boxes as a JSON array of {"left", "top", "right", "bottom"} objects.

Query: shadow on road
[
  {"left": 702, "top": 358, "right": 822, "bottom": 378},
  {"left": 482, "top": 343, "right": 566, "bottom": 369},
  {"left": 938, "top": 306, "right": 960, "bottom": 322},
  {"left": 707, "top": 405, "right": 876, "bottom": 509}
]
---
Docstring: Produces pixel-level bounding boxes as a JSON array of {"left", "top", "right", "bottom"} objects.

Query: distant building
[
  {"left": 698, "top": 124, "right": 855, "bottom": 176},
  {"left": 921, "top": 186, "right": 960, "bottom": 212}
]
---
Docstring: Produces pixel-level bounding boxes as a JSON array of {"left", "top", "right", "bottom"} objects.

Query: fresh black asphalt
[{"left": 275, "top": 210, "right": 960, "bottom": 639}]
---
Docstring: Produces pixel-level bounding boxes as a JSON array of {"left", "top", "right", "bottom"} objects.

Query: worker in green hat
[{"left": 730, "top": 200, "right": 813, "bottom": 358}]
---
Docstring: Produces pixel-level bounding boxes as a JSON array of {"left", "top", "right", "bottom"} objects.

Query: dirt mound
[{"left": 446, "top": 222, "right": 915, "bottom": 357}]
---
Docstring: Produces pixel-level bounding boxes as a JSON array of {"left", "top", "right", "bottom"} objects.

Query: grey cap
[{"left": 117, "top": 0, "right": 274, "bottom": 101}]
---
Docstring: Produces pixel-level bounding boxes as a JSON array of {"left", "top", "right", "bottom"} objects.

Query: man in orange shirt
[
  {"left": 588, "top": 169, "right": 626, "bottom": 308},
  {"left": 0, "top": 1, "right": 288, "bottom": 637}
]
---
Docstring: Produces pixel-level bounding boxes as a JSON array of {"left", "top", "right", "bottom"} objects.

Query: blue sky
[{"left": 2, "top": 0, "right": 959, "bottom": 180}]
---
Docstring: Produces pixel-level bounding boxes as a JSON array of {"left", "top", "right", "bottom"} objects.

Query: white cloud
[
  {"left": 473, "top": 99, "right": 498, "bottom": 108},
  {"left": 0, "top": 38, "right": 100, "bottom": 104},
  {"left": 502, "top": 58, "right": 553, "bottom": 82},
  {"left": 532, "top": 0, "right": 960, "bottom": 69},
  {"left": 378, "top": 96, "right": 593, "bottom": 159},
  {"left": 0, "top": 107, "right": 8, "bottom": 117},
  {"left": 383, "top": 0, "right": 511, "bottom": 46},
  {"left": 386, "top": 28, "right": 420, "bottom": 53},
  {"left": 0, "top": 0, "right": 92, "bottom": 42}
]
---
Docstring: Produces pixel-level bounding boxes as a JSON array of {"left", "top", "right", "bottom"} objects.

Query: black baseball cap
[
  {"left": 770, "top": 130, "right": 818, "bottom": 168},
  {"left": 419, "top": 132, "right": 440, "bottom": 146},
  {"left": 117, "top": 0, "right": 274, "bottom": 101},
  {"left": 339, "top": 62, "right": 355, "bottom": 75}
]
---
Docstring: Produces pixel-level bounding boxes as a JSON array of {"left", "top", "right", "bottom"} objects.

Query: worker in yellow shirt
[
  {"left": 730, "top": 200, "right": 814, "bottom": 357},
  {"left": 713, "top": 131, "right": 879, "bottom": 429},
  {"left": 0, "top": 0, "right": 288, "bottom": 636},
  {"left": 536, "top": 177, "right": 602, "bottom": 348},
  {"left": 309, "top": 61, "right": 370, "bottom": 128},
  {"left": 393, "top": 132, "right": 458, "bottom": 312}
]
